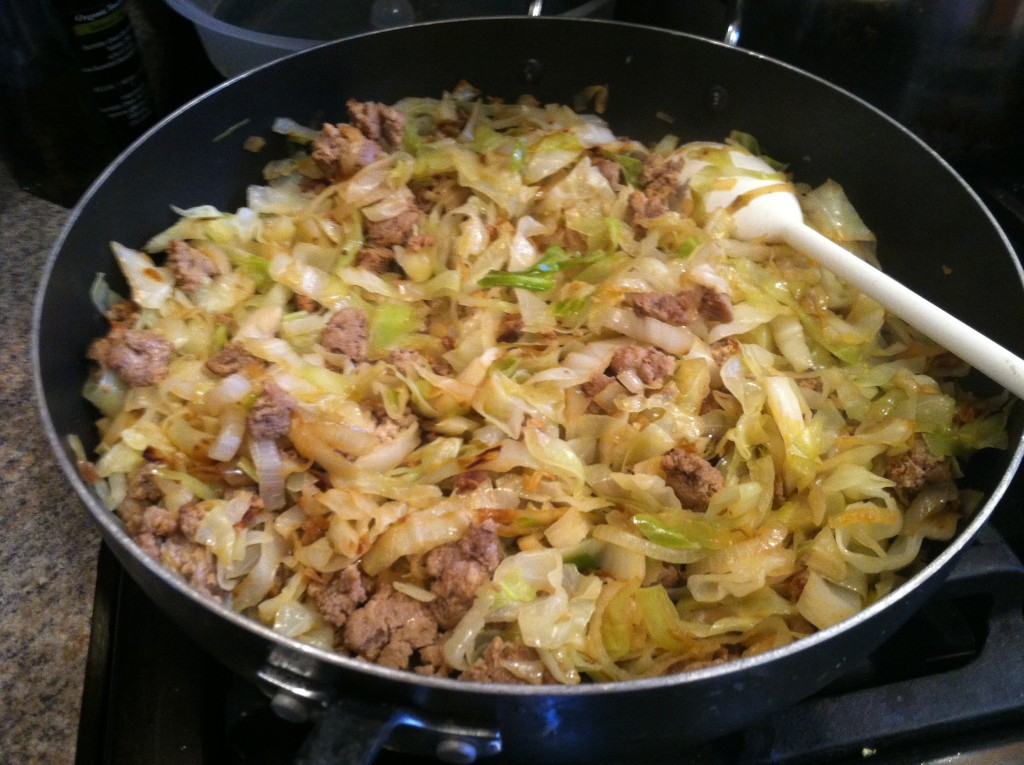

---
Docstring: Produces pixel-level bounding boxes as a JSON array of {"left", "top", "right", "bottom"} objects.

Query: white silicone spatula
[{"left": 676, "top": 143, "right": 1024, "bottom": 399}]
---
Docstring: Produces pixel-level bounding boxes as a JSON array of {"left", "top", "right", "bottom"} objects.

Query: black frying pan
[{"left": 33, "top": 17, "right": 1024, "bottom": 764}]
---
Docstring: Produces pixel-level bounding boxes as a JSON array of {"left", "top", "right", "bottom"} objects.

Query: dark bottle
[
  {"left": 0, "top": 2, "right": 119, "bottom": 206},
  {"left": 0, "top": 0, "right": 155, "bottom": 207},
  {"left": 61, "top": 0, "right": 156, "bottom": 146}
]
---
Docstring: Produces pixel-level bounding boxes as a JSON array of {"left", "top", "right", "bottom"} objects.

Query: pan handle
[
  {"left": 294, "top": 696, "right": 502, "bottom": 765},
  {"left": 294, "top": 697, "right": 397, "bottom": 765}
]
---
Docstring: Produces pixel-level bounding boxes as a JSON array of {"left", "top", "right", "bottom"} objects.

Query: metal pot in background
[
  {"left": 163, "top": 0, "right": 617, "bottom": 77},
  {"left": 34, "top": 17, "right": 1024, "bottom": 764}
]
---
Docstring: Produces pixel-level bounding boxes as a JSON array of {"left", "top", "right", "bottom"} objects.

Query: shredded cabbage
[{"left": 80, "top": 88, "right": 1011, "bottom": 686}]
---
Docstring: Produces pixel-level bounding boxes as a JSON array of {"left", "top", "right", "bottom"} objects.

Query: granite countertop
[
  {"left": 0, "top": 162, "right": 100, "bottom": 762},
  {"left": 0, "top": 6, "right": 223, "bottom": 759}
]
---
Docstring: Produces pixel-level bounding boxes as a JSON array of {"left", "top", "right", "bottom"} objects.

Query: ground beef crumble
[
  {"left": 166, "top": 239, "right": 218, "bottom": 292},
  {"left": 365, "top": 207, "right": 421, "bottom": 248},
  {"left": 425, "top": 520, "right": 502, "bottom": 630},
  {"left": 322, "top": 307, "right": 369, "bottom": 361},
  {"left": 884, "top": 437, "right": 953, "bottom": 493},
  {"left": 311, "top": 123, "right": 382, "bottom": 182},
  {"left": 609, "top": 345, "right": 676, "bottom": 385},
  {"left": 247, "top": 382, "right": 296, "bottom": 440},
  {"left": 355, "top": 245, "right": 396, "bottom": 274},
  {"left": 580, "top": 372, "right": 615, "bottom": 398},
  {"left": 342, "top": 585, "right": 439, "bottom": 670},
  {"left": 205, "top": 343, "right": 264, "bottom": 377},
  {"left": 91, "top": 328, "right": 173, "bottom": 387},
  {"left": 661, "top": 448, "right": 725, "bottom": 511},
  {"left": 629, "top": 290, "right": 702, "bottom": 326},
  {"left": 118, "top": 463, "right": 224, "bottom": 600},
  {"left": 308, "top": 564, "right": 374, "bottom": 628},
  {"left": 346, "top": 98, "right": 406, "bottom": 151},
  {"left": 461, "top": 637, "right": 555, "bottom": 684}
]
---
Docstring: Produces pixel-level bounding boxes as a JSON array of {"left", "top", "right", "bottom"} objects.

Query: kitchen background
[{"left": 1, "top": 1, "right": 1022, "bottom": 763}]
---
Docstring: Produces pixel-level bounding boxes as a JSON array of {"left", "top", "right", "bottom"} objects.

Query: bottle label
[{"left": 69, "top": 0, "right": 154, "bottom": 142}]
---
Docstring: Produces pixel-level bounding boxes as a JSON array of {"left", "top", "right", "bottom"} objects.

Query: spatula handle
[{"left": 783, "top": 222, "right": 1024, "bottom": 399}]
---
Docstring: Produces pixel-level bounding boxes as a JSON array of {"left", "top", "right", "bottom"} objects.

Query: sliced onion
[
  {"left": 204, "top": 374, "right": 252, "bottom": 414},
  {"left": 592, "top": 524, "right": 706, "bottom": 565},
  {"left": 601, "top": 308, "right": 695, "bottom": 355},
  {"left": 797, "top": 572, "right": 863, "bottom": 629},
  {"left": 354, "top": 423, "right": 420, "bottom": 472},
  {"left": 616, "top": 369, "right": 645, "bottom": 394},
  {"left": 250, "top": 437, "right": 286, "bottom": 510},
  {"left": 232, "top": 530, "right": 288, "bottom": 611},
  {"left": 362, "top": 510, "right": 470, "bottom": 575},
  {"left": 311, "top": 420, "right": 378, "bottom": 456},
  {"left": 444, "top": 590, "right": 496, "bottom": 671},
  {"left": 392, "top": 581, "right": 437, "bottom": 602}
]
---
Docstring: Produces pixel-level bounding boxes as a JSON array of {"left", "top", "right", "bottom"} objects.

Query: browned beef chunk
[
  {"left": 884, "top": 437, "right": 953, "bottom": 493},
  {"left": 709, "top": 337, "right": 740, "bottom": 367},
  {"left": 365, "top": 208, "right": 421, "bottom": 247},
  {"left": 415, "top": 639, "right": 451, "bottom": 677},
  {"left": 166, "top": 239, "right": 218, "bottom": 292},
  {"left": 311, "top": 123, "right": 383, "bottom": 182},
  {"left": 247, "top": 382, "right": 296, "bottom": 440},
  {"left": 661, "top": 448, "right": 724, "bottom": 511},
  {"left": 140, "top": 504, "right": 178, "bottom": 537},
  {"left": 609, "top": 345, "right": 676, "bottom": 385},
  {"left": 594, "top": 157, "right": 622, "bottom": 187},
  {"left": 156, "top": 537, "right": 224, "bottom": 600},
  {"left": 205, "top": 343, "right": 264, "bottom": 376},
  {"left": 639, "top": 153, "right": 687, "bottom": 205},
  {"left": 387, "top": 348, "right": 420, "bottom": 374},
  {"left": 386, "top": 348, "right": 451, "bottom": 376},
  {"left": 177, "top": 502, "right": 206, "bottom": 539},
  {"left": 343, "top": 585, "right": 439, "bottom": 669},
  {"left": 460, "top": 637, "right": 555, "bottom": 684},
  {"left": 780, "top": 568, "right": 810, "bottom": 603},
  {"left": 127, "top": 462, "right": 163, "bottom": 503},
  {"left": 104, "top": 300, "right": 140, "bottom": 329},
  {"left": 656, "top": 563, "right": 683, "bottom": 589},
  {"left": 322, "top": 307, "right": 369, "bottom": 361},
  {"left": 406, "top": 234, "right": 435, "bottom": 252},
  {"left": 425, "top": 520, "right": 501, "bottom": 630},
  {"left": 498, "top": 314, "right": 524, "bottom": 343},
  {"left": 346, "top": 99, "right": 406, "bottom": 150},
  {"left": 124, "top": 496, "right": 224, "bottom": 600},
  {"left": 355, "top": 245, "right": 396, "bottom": 274},
  {"left": 451, "top": 470, "right": 491, "bottom": 495},
  {"left": 580, "top": 372, "right": 615, "bottom": 398},
  {"left": 308, "top": 564, "right": 374, "bottom": 628},
  {"left": 699, "top": 290, "right": 734, "bottom": 323},
  {"left": 629, "top": 290, "right": 702, "bottom": 326},
  {"left": 293, "top": 294, "right": 319, "bottom": 313},
  {"left": 411, "top": 177, "right": 470, "bottom": 214},
  {"left": 628, "top": 189, "right": 668, "bottom": 225},
  {"left": 98, "top": 328, "right": 173, "bottom": 387}
]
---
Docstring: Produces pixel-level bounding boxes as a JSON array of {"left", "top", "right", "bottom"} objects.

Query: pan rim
[{"left": 31, "top": 15, "right": 1024, "bottom": 699}]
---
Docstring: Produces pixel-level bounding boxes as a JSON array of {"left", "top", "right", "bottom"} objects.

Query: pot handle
[{"left": 294, "top": 696, "right": 502, "bottom": 765}]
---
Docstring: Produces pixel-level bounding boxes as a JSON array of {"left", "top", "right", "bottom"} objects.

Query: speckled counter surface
[{"left": 0, "top": 162, "right": 100, "bottom": 763}]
